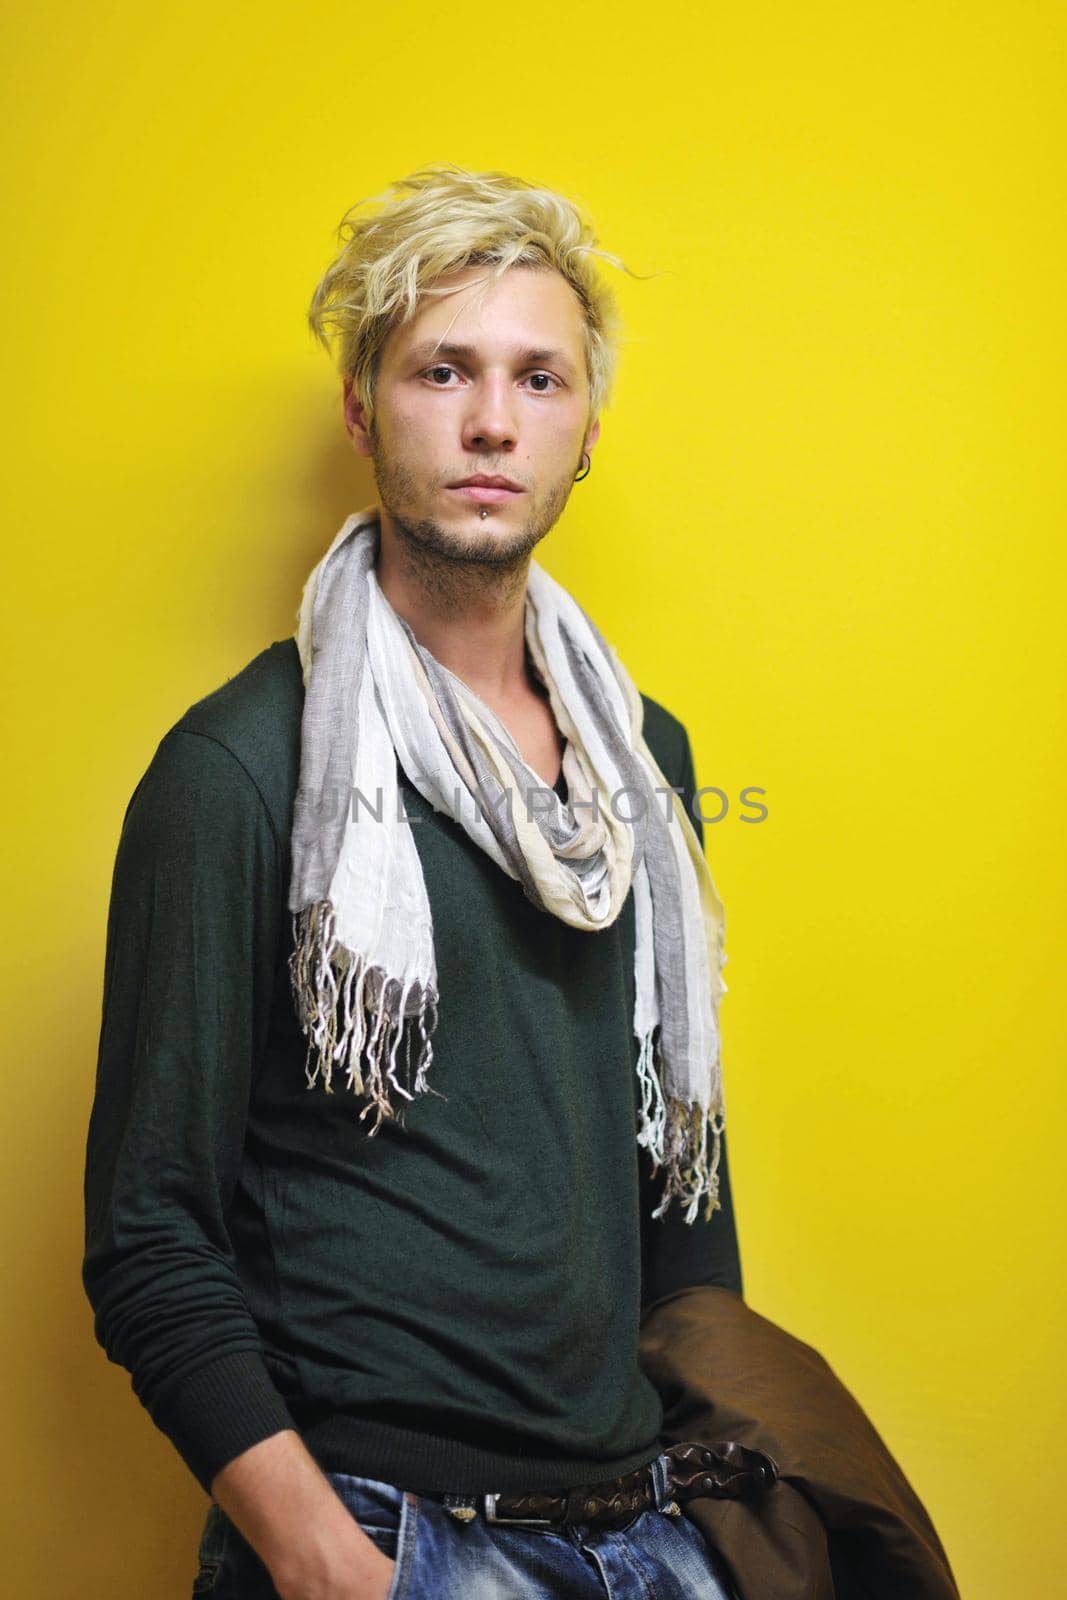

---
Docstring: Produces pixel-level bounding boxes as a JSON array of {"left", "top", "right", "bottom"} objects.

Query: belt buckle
[{"left": 482, "top": 1492, "right": 556, "bottom": 1528}]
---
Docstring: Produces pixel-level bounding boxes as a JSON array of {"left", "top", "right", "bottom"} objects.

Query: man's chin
[{"left": 389, "top": 503, "right": 553, "bottom": 567}]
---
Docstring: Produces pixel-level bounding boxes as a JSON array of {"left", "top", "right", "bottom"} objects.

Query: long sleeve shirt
[{"left": 82, "top": 637, "right": 742, "bottom": 1498}]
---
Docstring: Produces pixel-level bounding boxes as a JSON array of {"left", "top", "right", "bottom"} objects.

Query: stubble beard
[{"left": 369, "top": 427, "right": 582, "bottom": 601}]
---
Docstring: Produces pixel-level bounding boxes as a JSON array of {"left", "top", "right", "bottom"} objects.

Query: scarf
[{"left": 287, "top": 505, "right": 728, "bottom": 1222}]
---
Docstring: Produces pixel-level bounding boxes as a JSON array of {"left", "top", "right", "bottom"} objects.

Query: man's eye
[{"left": 420, "top": 366, "right": 560, "bottom": 392}]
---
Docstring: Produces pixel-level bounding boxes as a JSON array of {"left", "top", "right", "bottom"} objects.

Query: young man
[{"left": 82, "top": 165, "right": 768, "bottom": 1600}]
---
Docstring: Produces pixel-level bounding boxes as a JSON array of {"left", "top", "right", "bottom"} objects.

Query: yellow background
[{"left": 3, "top": 3, "right": 1063, "bottom": 1596}]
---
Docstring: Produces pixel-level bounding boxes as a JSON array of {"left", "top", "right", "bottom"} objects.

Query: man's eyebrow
[{"left": 404, "top": 339, "right": 578, "bottom": 377}]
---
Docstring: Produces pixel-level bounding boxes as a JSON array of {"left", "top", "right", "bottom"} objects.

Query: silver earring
[{"left": 479, "top": 507, "right": 488, "bottom": 519}]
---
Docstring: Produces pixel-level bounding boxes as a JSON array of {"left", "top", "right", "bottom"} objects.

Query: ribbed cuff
[{"left": 149, "top": 1348, "right": 298, "bottom": 1495}]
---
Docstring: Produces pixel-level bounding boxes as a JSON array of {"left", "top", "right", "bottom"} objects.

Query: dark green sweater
[{"left": 82, "top": 638, "right": 741, "bottom": 1499}]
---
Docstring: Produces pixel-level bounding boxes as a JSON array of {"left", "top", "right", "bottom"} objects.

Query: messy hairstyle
[{"left": 307, "top": 163, "right": 638, "bottom": 428}]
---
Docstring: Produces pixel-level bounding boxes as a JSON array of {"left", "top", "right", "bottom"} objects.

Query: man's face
[{"left": 343, "top": 264, "right": 600, "bottom": 568}]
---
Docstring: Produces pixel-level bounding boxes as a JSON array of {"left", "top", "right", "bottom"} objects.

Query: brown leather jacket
[{"left": 637, "top": 1285, "right": 960, "bottom": 1599}]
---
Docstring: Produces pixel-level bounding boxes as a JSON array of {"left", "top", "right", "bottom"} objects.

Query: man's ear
[
  {"left": 342, "top": 376, "right": 373, "bottom": 458},
  {"left": 585, "top": 415, "right": 601, "bottom": 455}
]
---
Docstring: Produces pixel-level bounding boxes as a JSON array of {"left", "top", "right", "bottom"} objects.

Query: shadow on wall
[{"left": 270, "top": 387, "right": 383, "bottom": 625}]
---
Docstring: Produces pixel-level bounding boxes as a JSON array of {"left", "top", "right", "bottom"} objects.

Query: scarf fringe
[
  {"left": 290, "top": 904, "right": 718, "bottom": 1222},
  {"left": 634, "top": 1026, "right": 668, "bottom": 1157},
  {"left": 638, "top": 1047, "right": 725, "bottom": 1224},
  {"left": 288, "top": 902, "right": 442, "bottom": 1137}
]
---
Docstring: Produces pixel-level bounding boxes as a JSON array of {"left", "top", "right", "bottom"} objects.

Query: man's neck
[{"left": 373, "top": 514, "right": 538, "bottom": 707}]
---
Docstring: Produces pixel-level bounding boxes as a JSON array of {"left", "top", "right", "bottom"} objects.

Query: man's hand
[
  {"left": 271, "top": 1524, "right": 395, "bottom": 1600},
  {"left": 274, "top": 1535, "right": 395, "bottom": 1600},
  {"left": 210, "top": 1429, "right": 400, "bottom": 1599}
]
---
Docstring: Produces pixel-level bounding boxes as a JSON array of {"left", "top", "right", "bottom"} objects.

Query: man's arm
[
  {"left": 211, "top": 1431, "right": 395, "bottom": 1598},
  {"left": 81, "top": 728, "right": 390, "bottom": 1597},
  {"left": 639, "top": 721, "right": 744, "bottom": 1308}
]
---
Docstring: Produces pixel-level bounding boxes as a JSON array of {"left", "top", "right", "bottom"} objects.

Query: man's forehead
[{"left": 386, "top": 264, "right": 586, "bottom": 364}]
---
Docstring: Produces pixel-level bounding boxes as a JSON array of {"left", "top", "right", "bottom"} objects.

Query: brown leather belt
[{"left": 439, "top": 1441, "right": 779, "bottom": 1530}]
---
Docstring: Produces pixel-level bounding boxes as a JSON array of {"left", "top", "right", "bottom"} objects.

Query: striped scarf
[{"left": 287, "top": 505, "right": 728, "bottom": 1222}]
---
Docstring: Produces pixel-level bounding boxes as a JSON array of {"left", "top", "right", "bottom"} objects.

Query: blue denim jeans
[{"left": 192, "top": 1451, "right": 738, "bottom": 1599}]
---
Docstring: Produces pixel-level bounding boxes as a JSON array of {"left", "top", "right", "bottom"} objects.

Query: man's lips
[{"left": 447, "top": 484, "right": 525, "bottom": 504}]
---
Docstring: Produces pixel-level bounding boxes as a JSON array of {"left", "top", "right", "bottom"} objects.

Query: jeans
[{"left": 191, "top": 1451, "right": 738, "bottom": 1599}]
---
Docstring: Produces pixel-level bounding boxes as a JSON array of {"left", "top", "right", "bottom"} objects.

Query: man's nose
[{"left": 461, "top": 374, "right": 518, "bottom": 453}]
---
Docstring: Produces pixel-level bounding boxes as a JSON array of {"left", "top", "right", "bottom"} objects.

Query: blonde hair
[{"left": 307, "top": 163, "right": 639, "bottom": 428}]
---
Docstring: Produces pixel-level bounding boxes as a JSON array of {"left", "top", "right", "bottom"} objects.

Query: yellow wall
[{"left": 3, "top": 3, "right": 1063, "bottom": 1595}]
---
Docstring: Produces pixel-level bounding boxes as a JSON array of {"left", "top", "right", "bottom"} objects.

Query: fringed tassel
[
  {"left": 288, "top": 902, "right": 442, "bottom": 1137},
  {"left": 636, "top": 1038, "right": 725, "bottom": 1225},
  {"left": 634, "top": 1025, "right": 667, "bottom": 1157}
]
